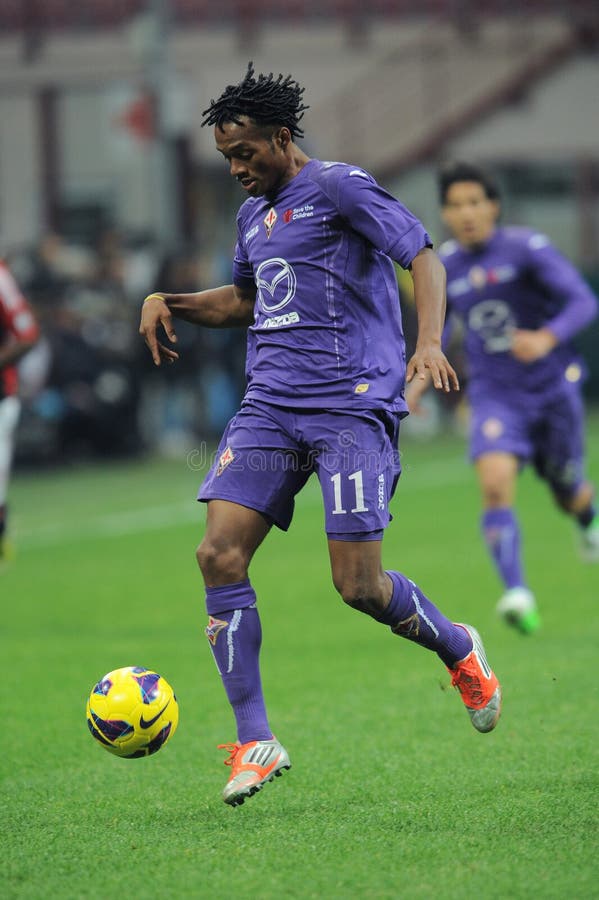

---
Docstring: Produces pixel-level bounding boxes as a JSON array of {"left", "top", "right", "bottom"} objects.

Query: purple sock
[
  {"left": 205, "top": 580, "right": 272, "bottom": 744},
  {"left": 378, "top": 571, "right": 472, "bottom": 668},
  {"left": 481, "top": 508, "right": 525, "bottom": 589}
]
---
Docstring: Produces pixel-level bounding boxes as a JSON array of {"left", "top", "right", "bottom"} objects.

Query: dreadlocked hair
[{"left": 201, "top": 62, "right": 309, "bottom": 138}]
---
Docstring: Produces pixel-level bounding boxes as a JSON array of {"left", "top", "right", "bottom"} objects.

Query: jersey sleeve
[
  {"left": 0, "top": 263, "right": 39, "bottom": 343},
  {"left": 232, "top": 213, "right": 256, "bottom": 288},
  {"left": 334, "top": 168, "right": 432, "bottom": 268},
  {"left": 524, "top": 234, "right": 598, "bottom": 343}
]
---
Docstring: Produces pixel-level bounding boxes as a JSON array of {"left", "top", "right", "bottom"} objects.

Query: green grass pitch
[{"left": 2, "top": 411, "right": 598, "bottom": 899}]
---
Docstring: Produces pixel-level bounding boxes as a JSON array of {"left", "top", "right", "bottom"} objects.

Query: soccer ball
[{"left": 86, "top": 666, "right": 179, "bottom": 758}]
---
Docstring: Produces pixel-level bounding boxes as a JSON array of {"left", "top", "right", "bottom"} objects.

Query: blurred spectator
[
  {"left": 6, "top": 223, "right": 248, "bottom": 465},
  {"left": 15, "top": 230, "right": 143, "bottom": 462},
  {"left": 22, "top": 232, "right": 95, "bottom": 306}
]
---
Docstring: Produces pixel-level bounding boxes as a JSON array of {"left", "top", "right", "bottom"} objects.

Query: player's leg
[
  {"left": 328, "top": 538, "right": 472, "bottom": 667},
  {"left": 553, "top": 481, "right": 599, "bottom": 561},
  {"left": 327, "top": 538, "right": 501, "bottom": 733},
  {"left": 311, "top": 407, "right": 500, "bottom": 732},
  {"left": 469, "top": 399, "right": 539, "bottom": 632},
  {"left": 475, "top": 451, "right": 538, "bottom": 632},
  {"left": 0, "top": 396, "right": 20, "bottom": 563},
  {"left": 197, "top": 500, "right": 291, "bottom": 805},
  {"left": 534, "top": 385, "right": 599, "bottom": 562},
  {"left": 198, "top": 498, "right": 272, "bottom": 736},
  {"left": 196, "top": 403, "right": 308, "bottom": 804}
]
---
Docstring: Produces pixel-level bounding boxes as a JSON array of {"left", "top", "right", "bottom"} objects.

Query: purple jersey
[
  {"left": 438, "top": 227, "right": 598, "bottom": 398},
  {"left": 233, "top": 159, "right": 432, "bottom": 413}
]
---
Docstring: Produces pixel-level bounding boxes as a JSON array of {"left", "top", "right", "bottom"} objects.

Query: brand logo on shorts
[
  {"left": 205, "top": 616, "right": 228, "bottom": 645},
  {"left": 377, "top": 473, "right": 385, "bottom": 510},
  {"left": 216, "top": 446, "right": 235, "bottom": 475},
  {"left": 482, "top": 418, "right": 504, "bottom": 440},
  {"left": 354, "top": 383, "right": 369, "bottom": 394}
]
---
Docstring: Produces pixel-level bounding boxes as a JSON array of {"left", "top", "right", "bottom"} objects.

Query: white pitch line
[
  {"left": 16, "top": 501, "right": 202, "bottom": 548},
  {"left": 15, "top": 455, "right": 469, "bottom": 549}
]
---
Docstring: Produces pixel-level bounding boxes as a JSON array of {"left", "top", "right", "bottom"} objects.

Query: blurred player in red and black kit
[{"left": 0, "top": 258, "right": 39, "bottom": 561}]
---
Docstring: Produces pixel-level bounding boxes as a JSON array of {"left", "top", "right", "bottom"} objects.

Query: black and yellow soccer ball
[{"left": 86, "top": 666, "right": 178, "bottom": 758}]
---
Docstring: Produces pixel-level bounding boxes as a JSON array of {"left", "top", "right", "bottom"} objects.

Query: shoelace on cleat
[
  {"left": 451, "top": 667, "right": 486, "bottom": 708},
  {"left": 218, "top": 743, "right": 240, "bottom": 766}
]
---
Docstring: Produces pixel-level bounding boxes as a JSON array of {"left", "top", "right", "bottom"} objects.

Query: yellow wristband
[{"left": 144, "top": 293, "right": 164, "bottom": 303}]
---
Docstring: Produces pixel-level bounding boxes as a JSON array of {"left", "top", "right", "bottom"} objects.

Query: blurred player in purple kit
[
  {"left": 410, "top": 161, "right": 598, "bottom": 635},
  {"left": 139, "top": 65, "right": 502, "bottom": 807}
]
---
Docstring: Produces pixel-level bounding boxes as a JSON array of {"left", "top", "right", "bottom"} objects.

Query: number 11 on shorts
[{"left": 331, "top": 471, "right": 369, "bottom": 514}]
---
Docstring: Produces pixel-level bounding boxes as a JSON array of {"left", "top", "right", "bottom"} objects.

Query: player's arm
[
  {"left": 139, "top": 283, "right": 256, "bottom": 367},
  {"left": 511, "top": 234, "right": 598, "bottom": 363},
  {"left": 406, "top": 248, "right": 459, "bottom": 393},
  {"left": 334, "top": 171, "right": 458, "bottom": 392},
  {"left": 405, "top": 315, "right": 456, "bottom": 412},
  {"left": 510, "top": 327, "right": 557, "bottom": 363}
]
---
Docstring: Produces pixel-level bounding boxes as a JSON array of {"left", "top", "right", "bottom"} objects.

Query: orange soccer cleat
[
  {"left": 448, "top": 624, "right": 502, "bottom": 733},
  {"left": 218, "top": 738, "right": 291, "bottom": 806}
]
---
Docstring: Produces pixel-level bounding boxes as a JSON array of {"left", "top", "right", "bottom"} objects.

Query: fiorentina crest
[
  {"left": 205, "top": 615, "right": 228, "bottom": 645},
  {"left": 216, "top": 446, "right": 235, "bottom": 476},
  {"left": 264, "top": 207, "right": 277, "bottom": 238}
]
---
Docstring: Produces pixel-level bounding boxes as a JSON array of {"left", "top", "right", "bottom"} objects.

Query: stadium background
[{"left": 1, "top": 0, "right": 598, "bottom": 461}]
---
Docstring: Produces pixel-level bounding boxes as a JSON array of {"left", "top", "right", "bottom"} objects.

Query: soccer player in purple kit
[
  {"left": 139, "top": 65, "right": 502, "bottom": 807},
  {"left": 410, "top": 161, "right": 598, "bottom": 635}
]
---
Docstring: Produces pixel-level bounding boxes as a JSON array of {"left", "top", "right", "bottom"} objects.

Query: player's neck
[
  {"left": 461, "top": 226, "right": 497, "bottom": 252},
  {"left": 265, "top": 149, "right": 311, "bottom": 201}
]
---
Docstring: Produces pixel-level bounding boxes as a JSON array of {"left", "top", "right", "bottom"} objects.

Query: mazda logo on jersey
[
  {"left": 468, "top": 300, "right": 515, "bottom": 353},
  {"left": 255, "top": 257, "right": 297, "bottom": 312}
]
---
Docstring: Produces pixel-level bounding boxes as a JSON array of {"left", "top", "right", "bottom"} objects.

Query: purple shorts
[
  {"left": 198, "top": 400, "right": 402, "bottom": 537},
  {"left": 469, "top": 381, "right": 587, "bottom": 498}
]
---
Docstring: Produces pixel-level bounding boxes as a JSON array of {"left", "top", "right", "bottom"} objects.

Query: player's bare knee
[
  {"left": 344, "top": 592, "right": 386, "bottom": 618},
  {"left": 482, "top": 482, "right": 510, "bottom": 508},
  {"left": 477, "top": 455, "right": 517, "bottom": 507},
  {"left": 333, "top": 575, "right": 386, "bottom": 616},
  {"left": 196, "top": 538, "right": 248, "bottom": 583}
]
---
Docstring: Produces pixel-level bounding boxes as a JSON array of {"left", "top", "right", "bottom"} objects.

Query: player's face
[
  {"left": 442, "top": 182, "right": 499, "bottom": 247},
  {"left": 215, "top": 118, "right": 292, "bottom": 198}
]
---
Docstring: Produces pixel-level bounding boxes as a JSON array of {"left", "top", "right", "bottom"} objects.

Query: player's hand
[
  {"left": 406, "top": 343, "right": 460, "bottom": 393},
  {"left": 404, "top": 373, "right": 431, "bottom": 413},
  {"left": 510, "top": 327, "right": 557, "bottom": 363},
  {"left": 139, "top": 293, "right": 179, "bottom": 366}
]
